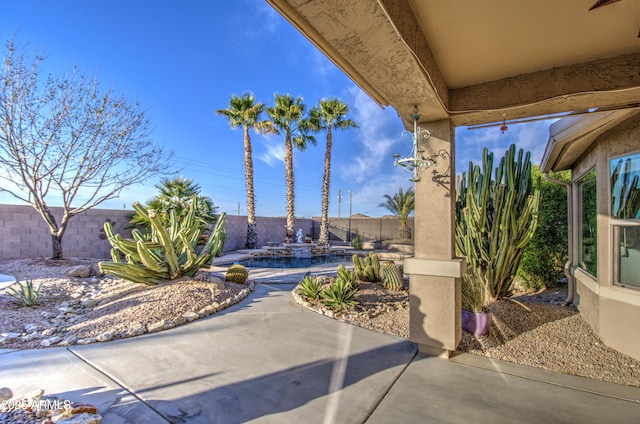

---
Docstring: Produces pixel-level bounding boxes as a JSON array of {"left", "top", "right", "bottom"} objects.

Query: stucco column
[{"left": 404, "top": 119, "right": 465, "bottom": 357}]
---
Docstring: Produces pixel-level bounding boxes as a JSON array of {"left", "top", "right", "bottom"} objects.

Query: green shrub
[
  {"left": 321, "top": 266, "right": 358, "bottom": 311},
  {"left": 351, "top": 235, "right": 363, "bottom": 250},
  {"left": 225, "top": 264, "right": 249, "bottom": 284},
  {"left": 8, "top": 280, "right": 42, "bottom": 307},
  {"left": 298, "top": 274, "right": 323, "bottom": 300},
  {"left": 518, "top": 167, "right": 570, "bottom": 289}
]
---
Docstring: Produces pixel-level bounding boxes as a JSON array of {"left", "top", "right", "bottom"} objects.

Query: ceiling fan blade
[{"left": 589, "top": 0, "right": 623, "bottom": 11}]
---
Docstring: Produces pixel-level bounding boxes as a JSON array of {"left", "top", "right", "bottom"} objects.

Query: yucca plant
[
  {"left": 8, "top": 280, "right": 42, "bottom": 307},
  {"left": 321, "top": 265, "right": 358, "bottom": 311},
  {"left": 298, "top": 274, "right": 323, "bottom": 300}
]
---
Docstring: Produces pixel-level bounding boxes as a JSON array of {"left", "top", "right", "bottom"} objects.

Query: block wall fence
[{"left": 0, "top": 204, "right": 410, "bottom": 259}]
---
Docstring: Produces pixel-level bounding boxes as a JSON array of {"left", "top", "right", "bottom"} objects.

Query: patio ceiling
[{"left": 266, "top": 0, "right": 640, "bottom": 128}]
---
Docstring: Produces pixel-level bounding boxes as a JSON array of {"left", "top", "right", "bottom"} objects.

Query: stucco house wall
[{"left": 570, "top": 113, "right": 640, "bottom": 361}]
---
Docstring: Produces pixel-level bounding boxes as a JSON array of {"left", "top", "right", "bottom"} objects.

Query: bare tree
[{"left": 0, "top": 39, "right": 173, "bottom": 259}]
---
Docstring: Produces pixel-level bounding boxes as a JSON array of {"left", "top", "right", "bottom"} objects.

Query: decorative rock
[
  {"left": 207, "top": 276, "right": 225, "bottom": 291},
  {"left": 67, "top": 265, "right": 91, "bottom": 278},
  {"left": 96, "top": 330, "right": 115, "bottom": 342},
  {"left": 0, "top": 387, "right": 12, "bottom": 401},
  {"left": 58, "top": 335, "right": 78, "bottom": 346},
  {"left": 174, "top": 316, "right": 187, "bottom": 326},
  {"left": 58, "top": 412, "right": 103, "bottom": 423},
  {"left": 24, "top": 323, "right": 39, "bottom": 333},
  {"left": 40, "top": 336, "right": 62, "bottom": 347},
  {"left": 0, "top": 332, "right": 22, "bottom": 342},
  {"left": 183, "top": 312, "right": 199, "bottom": 322},
  {"left": 162, "top": 320, "right": 176, "bottom": 330},
  {"left": 124, "top": 323, "right": 146, "bottom": 338},
  {"left": 90, "top": 263, "right": 104, "bottom": 277},
  {"left": 147, "top": 320, "right": 165, "bottom": 333},
  {"left": 76, "top": 337, "right": 96, "bottom": 345},
  {"left": 81, "top": 299, "right": 98, "bottom": 308}
]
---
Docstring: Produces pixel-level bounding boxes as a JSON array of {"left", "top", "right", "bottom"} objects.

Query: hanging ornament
[{"left": 500, "top": 115, "right": 508, "bottom": 134}]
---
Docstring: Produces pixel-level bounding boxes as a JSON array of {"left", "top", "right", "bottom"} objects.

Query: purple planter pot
[{"left": 462, "top": 309, "right": 492, "bottom": 336}]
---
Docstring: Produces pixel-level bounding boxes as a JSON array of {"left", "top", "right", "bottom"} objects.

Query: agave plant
[
  {"left": 298, "top": 274, "right": 323, "bottom": 300},
  {"left": 100, "top": 198, "right": 226, "bottom": 285},
  {"left": 321, "top": 265, "right": 358, "bottom": 311},
  {"left": 8, "top": 280, "right": 42, "bottom": 307}
]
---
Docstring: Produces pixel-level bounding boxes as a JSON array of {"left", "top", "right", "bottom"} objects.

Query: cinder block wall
[
  {"left": 0, "top": 204, "right": 132, "bottom": 260},
  {"left": 0, "top": 204, "right": 315, "bottom": 259},
  {"left": 0, "top": 204, "right": 407, "bottom": 259},
  {"left": 223, "top": 215, "right": 314, "bottom": 250}
]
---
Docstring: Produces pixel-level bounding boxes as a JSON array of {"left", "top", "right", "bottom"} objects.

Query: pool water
[{"left": 238, "top": 255, "right": 352, "bottom": 268}]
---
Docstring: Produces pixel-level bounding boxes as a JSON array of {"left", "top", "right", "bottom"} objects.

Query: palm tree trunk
[
  {"left": 285, "top": 133, "right": 295, "bottom": 233},
  {"left": 319, "top": 126, "right": 333, "bottom": 244},
  {"left": 243, "top": 126, "right": 258, "bottom": 249}
]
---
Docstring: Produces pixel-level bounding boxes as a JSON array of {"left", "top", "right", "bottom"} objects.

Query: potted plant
[
  {"left": 305, "top": 235, "right": 312, "bottom": 243},
  {"left": 461, "top": 267, "right": 491, "bottom": 336}
]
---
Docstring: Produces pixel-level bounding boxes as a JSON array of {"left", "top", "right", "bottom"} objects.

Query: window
[
  {"left": 611, "top": 152, "right": 640, "bottom": 288},
  {"left": 578, "top": 169, "right": 597, "bottom": 276}
]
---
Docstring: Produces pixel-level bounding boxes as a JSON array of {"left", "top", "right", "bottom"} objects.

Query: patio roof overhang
[
  {"left": 266, "top": 0, "right": 640, "bottom": 128},
  {"left": 541, "top": 108, "right": 640, "bottom": 173}
]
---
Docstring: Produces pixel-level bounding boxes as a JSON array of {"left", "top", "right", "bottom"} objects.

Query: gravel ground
[
  {"left": 293, "top": 278, "right": 640, "bottom": 388},
  {"left": 2, "top": 257, "right": 639, "bottom": 388},
  {"left": 0, "top": 258, "right": 245, "bottom": 349}
]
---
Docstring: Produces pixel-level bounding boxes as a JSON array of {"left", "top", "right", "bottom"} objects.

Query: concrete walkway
[{"left": 2, "top": 281, "right": 640, "bottom": 423}]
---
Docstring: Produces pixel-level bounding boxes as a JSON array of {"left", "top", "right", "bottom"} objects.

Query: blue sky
[{"left": 0, "top": 0, "right": 553, "bottom": 218}]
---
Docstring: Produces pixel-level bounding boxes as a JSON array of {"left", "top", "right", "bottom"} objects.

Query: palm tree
[
  {"left": 379, "top": 187, "right": 415, "bottom": 239},
  {"left": 266, "top": 93, "right": 317, "bottom": 234},
  {"left": 216, "top": 93, "right": 273, "bottom": 249},
  {"left": 312, "top": 98, "right": 358, "bottom": 244},
  {"left": 131, "top": 176, "right": 217, "bottom": 228}
]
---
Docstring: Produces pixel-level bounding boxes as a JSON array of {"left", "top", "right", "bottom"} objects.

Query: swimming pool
[{"left": 238, "top": 255, "right": 352, "bottom": 268}]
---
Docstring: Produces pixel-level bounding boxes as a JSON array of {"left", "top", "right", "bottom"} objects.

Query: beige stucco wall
[{"left": 571, "top": 113, "right": 640, "bottom": 361}]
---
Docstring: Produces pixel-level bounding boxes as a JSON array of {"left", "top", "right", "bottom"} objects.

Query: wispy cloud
[
  {"left": 338, "top": 88, "right": 403, "bottom": 183},
  {"left": 257, "top": 138, "right": 285, "bottom": 166}
]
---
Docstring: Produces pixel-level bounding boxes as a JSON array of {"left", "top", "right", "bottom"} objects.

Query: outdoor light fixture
[{"left": 393, "top": 110, "right": 438, "bottom": 182}]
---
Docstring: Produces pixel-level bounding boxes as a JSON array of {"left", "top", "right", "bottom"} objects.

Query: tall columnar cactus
[
  {"left": 99, "top": 200, "right": 226, "bottom": 285},
  {"left": 455, "top": 144, "right": 541, "bottom": 301}
]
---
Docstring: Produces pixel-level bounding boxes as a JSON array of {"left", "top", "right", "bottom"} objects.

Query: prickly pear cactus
[{"left": 225, "top": 264, "right": 249, "bottom": 284}]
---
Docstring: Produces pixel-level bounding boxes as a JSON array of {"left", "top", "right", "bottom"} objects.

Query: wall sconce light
[{"left": 393, "top": 110, "right": 438, "bottom": 182}]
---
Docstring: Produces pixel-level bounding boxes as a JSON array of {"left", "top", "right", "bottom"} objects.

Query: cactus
[
  {"left": 351, "top": 252, "right": 382, "bottom": 282},
  {"left": 99, "top": 198, "right": 226, "bottom": 285},
  {"left": 369, "top": 252, "right": 380, "bottom": 277},
  {"left": 381, "top": 262, "right": 403, "bottom": 291},
  {"left": 455, "top": 144, "right": 541, "bottom": 301},
  {"left": 225, "top": 264, "right": 249, "bottom": 284}
]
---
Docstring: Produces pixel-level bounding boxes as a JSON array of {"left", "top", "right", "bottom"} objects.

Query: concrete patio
[{"left": 1, "top": 269, "right": 639, "bottom": 423}]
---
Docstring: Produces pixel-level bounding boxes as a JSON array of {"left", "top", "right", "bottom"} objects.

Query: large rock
[{"left": 67, "top": 265, "right": 91, "bottom": 278}]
